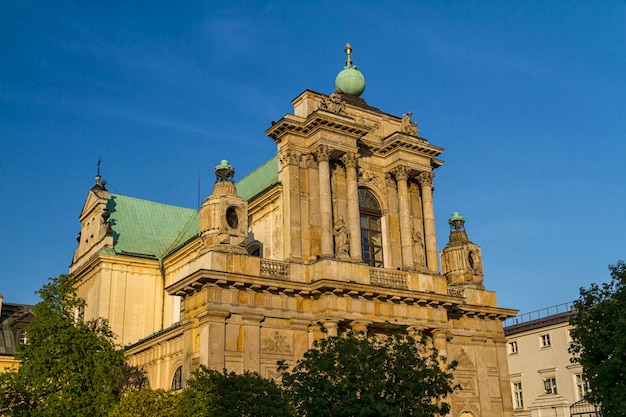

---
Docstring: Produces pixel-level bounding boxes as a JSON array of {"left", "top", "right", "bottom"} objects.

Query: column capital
[
  {"left": 278, "top": 148, "right": 302, "bottom": 166},
  {"left": 349, "top": 320, "right": 372, "bottom": 334},
  {"left": 340, "top": 151, "right": 359, "bottom": 168},
  {"left": 394, "top": 165, "right": 410, "bottom": 181},
  {"left": 417, "top": 171, "right": 435, "bottom": 187},
  {"left": 315, "top": 144, "right": 331, "bottom": 162},
  {"left": 302, "top": 153, "right": 317, "bottom": 168}
]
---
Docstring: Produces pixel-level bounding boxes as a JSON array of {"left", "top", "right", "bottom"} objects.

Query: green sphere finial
[{"left": 334, "top": 42, "right": 366, "bottom": 97}]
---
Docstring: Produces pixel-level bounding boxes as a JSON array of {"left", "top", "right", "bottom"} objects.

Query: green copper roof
[
  {"left": 101, "top": 157, "right": 279, "bottom": 260},
  {"left": 107, "top": 194, "right": 198, "bottom": 259},
  {"left": 236, "top": 156, "right": 279, "bottom": 201}
]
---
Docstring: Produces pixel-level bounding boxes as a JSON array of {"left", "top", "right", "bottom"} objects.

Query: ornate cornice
[
  {"left": 364, "top": 132, "right": 443, "bottom": 158},
  {"left": 266, "top": 112, "right": 370, "bottom": 144}
]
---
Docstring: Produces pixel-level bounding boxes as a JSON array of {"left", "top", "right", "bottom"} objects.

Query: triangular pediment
[{"left": 79, "top": 186, "right": 109, "bottom": 222}]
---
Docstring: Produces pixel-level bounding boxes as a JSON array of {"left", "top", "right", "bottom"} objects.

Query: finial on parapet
[
  {"left": 335, "top": 43, "right": 366, "bottom": 97},
  {"left": 95, "top": 157, "right": 101, "bottom": 186},
  {"left": 214, "top": 160, "right": 235, "bottom": 183},
  {"left": 93, "top": 157, "right": 107, "bottom": 190},
  {"left": 345, "top": 42, "right": 352, "bottom": 66},
  {"left": 448, "top": 212, "right": 465, "bottom": 231}
]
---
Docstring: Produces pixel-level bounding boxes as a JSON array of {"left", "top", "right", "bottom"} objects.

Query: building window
[
  {"left": 509, "top": 341, "right": 518, "bottom": 354},
  {"left": 512, "top": 381, "right": 524, "bottom": 409},
  {"left": 171, "top": 366, "right": 183, "bottom": 391},
  {"left": 359, "top": 188, "right": 383, "bottom": 267},
  {"left": 544, "top": 376, "right": 558, "bottom": 395},
  {"left": 575, "top": 373, "right": 590, "bottom": 400},
  {"left": 246, "top": 240, "right": 262, "bottom": 257},
  {"left": 18, "top": 330, "right": 28, "bottom": 345},
  {"left": 540, "top": 334, "right": 551, "bottom": 348}
]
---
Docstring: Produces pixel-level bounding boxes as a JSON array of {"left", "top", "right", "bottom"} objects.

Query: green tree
[
  {"left": 570, "top": 261, "right": 626, "bottom": 416},
  {"left": 0, "top": 274, "right": 133, "bottom": 417},
  {"left": 176, "top": 366, "right": 294, "bottom": 417},
  {"left": 108, "top": 389, "right": 180, "bottom": 417},
  {"left": 279, "top": 331, "right": 457, "bottom": 417}
]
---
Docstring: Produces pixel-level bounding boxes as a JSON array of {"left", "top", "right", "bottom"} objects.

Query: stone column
[
  {"left": 305, "top": 154, "right": 321, "bottom": 258},
  {"left": 395, "top": 166, "right": 415, "bottom": 270},
  {"left": 316, "top": 145, "right": 333, "bottom": 258},
  {"left": 418, "top": 172, "right": 438, "bottom": 272},
  {"left": 278, "top": 149, "right": 302, "bottom": 260},
  {"left": 341, "top": 152, "right": 362, "bottom": 262}
]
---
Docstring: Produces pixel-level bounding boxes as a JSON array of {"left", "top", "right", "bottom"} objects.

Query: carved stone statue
[
  {"left": 412, "top": 224, "right": 426, "bottom": 267},
  {"left": 321, "top": 89, "right": 346, "bottom": 114},
  {"left": 333, "top": 216, "right": 350, "bottom": 258},
  {"left": 401, "top": 112, "right": 419, "bottom": 136}
]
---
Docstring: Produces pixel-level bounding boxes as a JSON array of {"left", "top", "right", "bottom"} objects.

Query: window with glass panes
[
  {"left": 543, "top": 376, "right": 558, "bottom": 395},
  {"left": 575, "top": 373, "right": 590, "bottom": 400},
  {"left": 512, "top": 381, "right": 524, "bottom": 409},
  {"left": 359, "top": 189, "right": 383, "bottom": 267}
]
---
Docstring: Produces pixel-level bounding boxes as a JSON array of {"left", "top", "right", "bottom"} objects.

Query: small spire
[
  {"left": 95, "top": 157, "right": 102, "bottom": 186},
  {"left": 344, "top": 42, "right": 352, "bottom": 66}
]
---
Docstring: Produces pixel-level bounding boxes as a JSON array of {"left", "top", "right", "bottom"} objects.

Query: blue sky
[{"left": 1, "top": 1, "right": 624, "bottom": 315}]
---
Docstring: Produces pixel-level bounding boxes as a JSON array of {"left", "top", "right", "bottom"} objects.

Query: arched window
[
  {"left": 359, "top": 188, "right": 383, "bottom": 267},
  {"left": 171, "top": 366, "right": 183, "bottom": 391},
  {"left": 246, "top": 240, "right": 262, "bottom": 257}
]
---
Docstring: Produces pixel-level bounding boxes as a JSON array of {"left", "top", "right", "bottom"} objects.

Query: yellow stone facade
[{"left": 70, "top": 52, "right": 517, "bottom": 416}]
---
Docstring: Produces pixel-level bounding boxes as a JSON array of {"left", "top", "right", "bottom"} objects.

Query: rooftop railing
[{"left": 503, "top": 301, "right": 575, "bottom": 328}]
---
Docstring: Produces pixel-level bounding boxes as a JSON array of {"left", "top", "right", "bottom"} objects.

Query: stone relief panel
[
  {"left": 261, "top": 330, "right": 292, "bottom": 355},
  {"left": 358, "top": 168, "right": 381, "bottom": 191},
  {"left": 453, "top": 348, "right": 475, "bottom": 369}
]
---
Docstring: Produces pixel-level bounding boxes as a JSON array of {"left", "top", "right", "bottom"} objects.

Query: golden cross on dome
[{"left": 344, "top": 42, "right": 352, "bottom": 66}]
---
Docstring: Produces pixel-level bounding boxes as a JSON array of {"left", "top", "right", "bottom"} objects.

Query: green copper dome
[
  {"left": 334, "top": 43, "right": 366, "bottom": 97},
  {"left": 335, "top": 65, "right": 366, "bottom": 97}
]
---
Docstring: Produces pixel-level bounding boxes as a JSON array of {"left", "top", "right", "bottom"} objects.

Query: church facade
[{"left": 70, "top": 45, "right": 517, "bottom": 416}]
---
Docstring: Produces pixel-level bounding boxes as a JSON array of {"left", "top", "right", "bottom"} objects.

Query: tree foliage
[
  {"left": 176, "top": 366, "right": 294, "bottom": 417},
  {"left": 570, "top": 261, "right": 626, "bottom": 416},
  {"left": 279, "top": 331, "right": 457, "bottom": 417},
  {"left": 108, "top": 389, "right": 180, "bottom": 417},
  {"left": 0, "top": 274, "right": 135, "bottom": 417}
]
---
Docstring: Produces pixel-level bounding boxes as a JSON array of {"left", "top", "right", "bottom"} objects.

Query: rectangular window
[
  {"left": 512, "top": 381, "right": 524, "bottom": 409},
  {"left": 509, "top": 341, "right": 518, "bottom": 354},
  {"left": 575, "top": 373, "right": 590, "bottom": 400},
  {"left": 544, "top": 376, "right": 558, "bottom": 395},
  {"left": 18, "top": 330, "right": 28, "bottom": 344},
  {"left": 540, "top": 334, "right": 551, "bottom": 348}
]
